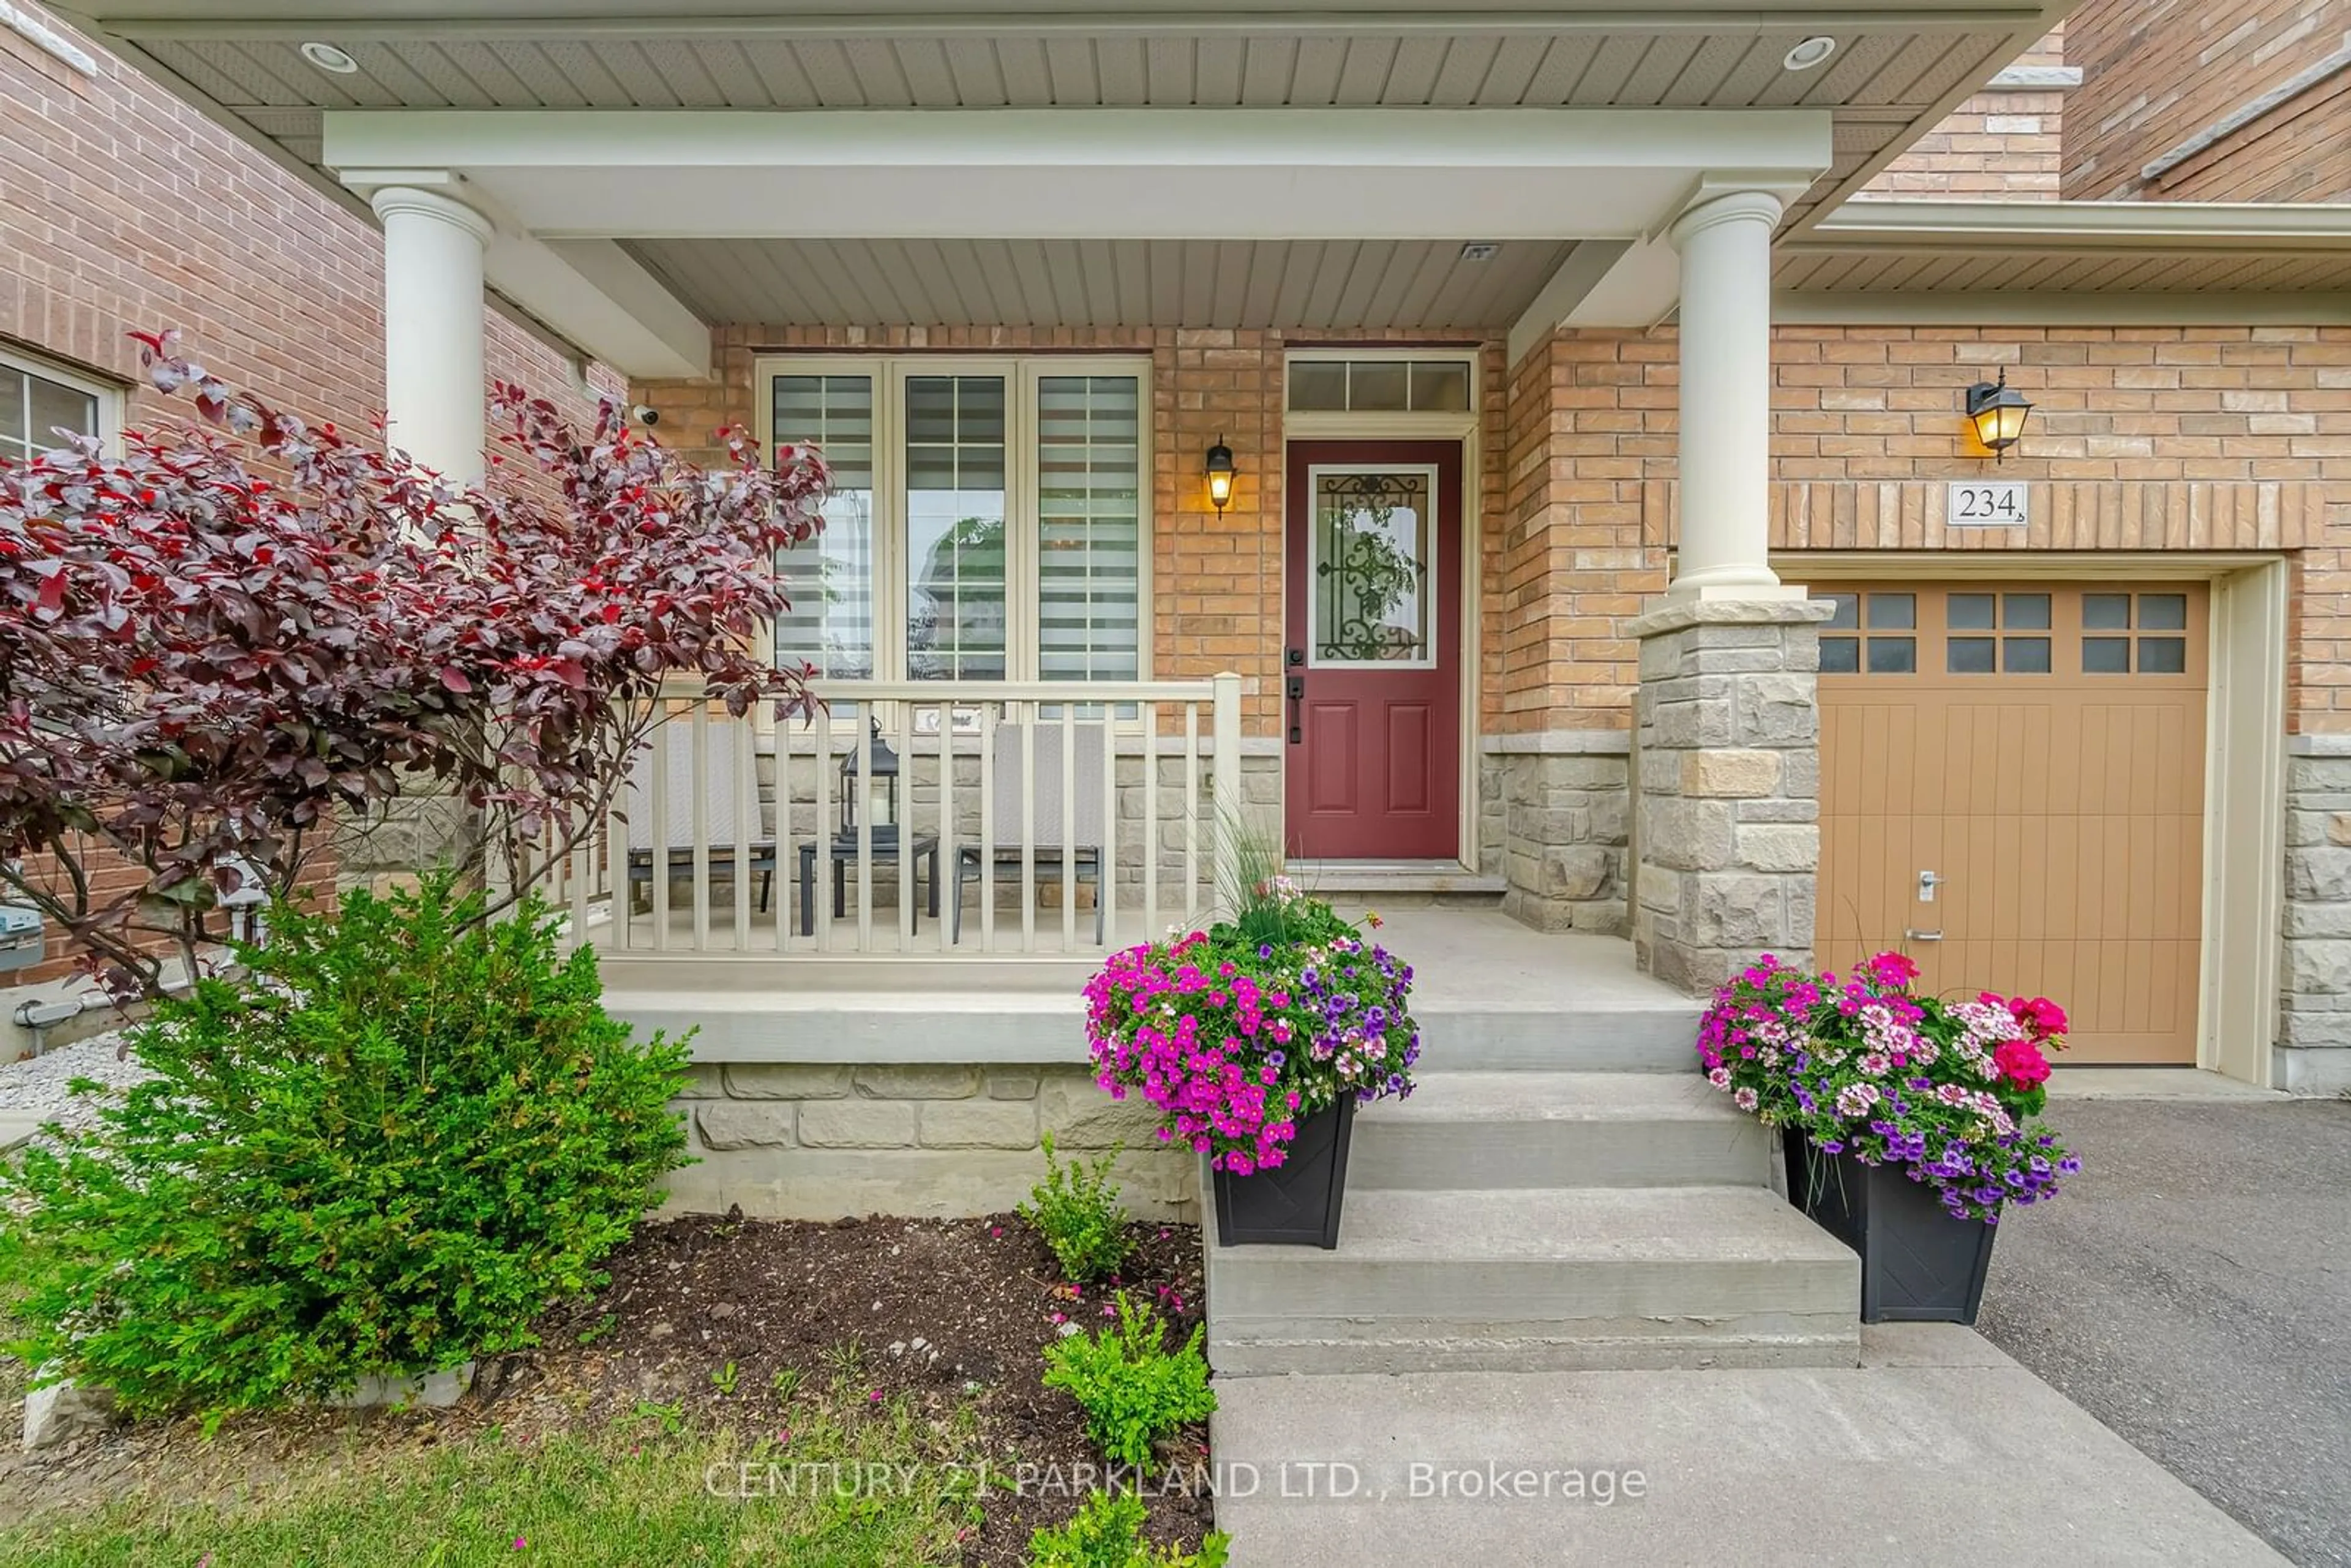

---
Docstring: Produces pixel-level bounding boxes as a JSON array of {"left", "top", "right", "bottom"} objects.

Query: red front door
[{"left": 1283, "top": 440, "right": 1463, "bottom": 860}]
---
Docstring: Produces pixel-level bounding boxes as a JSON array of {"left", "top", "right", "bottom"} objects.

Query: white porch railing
[{"left": 541, "top": 673, "right": 1243, "bottom": 957}]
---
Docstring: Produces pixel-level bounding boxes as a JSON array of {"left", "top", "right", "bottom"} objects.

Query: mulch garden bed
[
  {"left": 2, "top": 1209, "right": 1211, "bottom": 1566},
  {"left": 506, "top": 1209, "right": 1215, "bottom": 1564}
]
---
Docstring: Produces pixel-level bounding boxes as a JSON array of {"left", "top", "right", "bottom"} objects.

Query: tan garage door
[{"left": 1817, "top": 583, "right": 2206, "bottom": 1065}]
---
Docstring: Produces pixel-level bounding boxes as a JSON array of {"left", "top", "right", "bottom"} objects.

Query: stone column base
[{"left": 1630, "top": 595, "right": 1832, "bottom": 996}]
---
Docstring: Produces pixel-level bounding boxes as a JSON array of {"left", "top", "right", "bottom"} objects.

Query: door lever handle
[{"left": 1903, "top": 929, "right": 1943, "bottom": 942}]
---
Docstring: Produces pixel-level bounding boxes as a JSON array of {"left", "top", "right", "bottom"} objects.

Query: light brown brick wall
[
  {"left": 2063, "top": 0, "right": 2351, "bottom": 201},
  {"left": 2, "top": 15, "right": 612, "bottom": 983},
  {"left": 635, "top": 324, "right": 1510, "bottom": 738},
  {"left": 1861, "top": 27, "right": 2069, "bottom": 201},
  {"left": 1498, "top": 332, "right": 1670, "bottom": 732},
  {"left": 1505, "top": 323, "right": 2351, "bottom": 738}
]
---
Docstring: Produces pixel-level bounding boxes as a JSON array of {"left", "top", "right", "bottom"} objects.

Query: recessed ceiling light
[
  {"left": 299, "top": 41, "right": 361, "bottom": 75},
  {"left": 1783, "top": 36, "right": 1838, "bottom": 72},
  {"left": 1459, "top": 242, "right": 1500, "bottom": 261}
]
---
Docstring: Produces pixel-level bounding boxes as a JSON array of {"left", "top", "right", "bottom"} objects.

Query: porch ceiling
[
  {"left": 618, "top": 236, "right": 1581, "bottom": 331},
  {"left": 72, "top": 3, "right": 2071, "bottom": 238}
]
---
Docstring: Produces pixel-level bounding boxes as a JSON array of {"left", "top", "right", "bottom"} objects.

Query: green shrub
[
  {"left": 1041, "top": 1294, "right": 1215, "bottom": 1471},
  {"left": 1019, "top": 1132, "right": 1131, "bottom": 1283},
  {"left": 0, "top": 874, "right": 689, "bottom": 1422},
  {"left": 1028, "top": 1488, "right": 1231, "bottom": 1568}
]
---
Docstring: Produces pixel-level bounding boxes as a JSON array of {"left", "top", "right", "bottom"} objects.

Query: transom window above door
[
  {"left": 760, "top": 356, "right": 1149, "bottom": 687},
  {"left": 1286, "top": 354, "right": 1475, "bottom": 415}
]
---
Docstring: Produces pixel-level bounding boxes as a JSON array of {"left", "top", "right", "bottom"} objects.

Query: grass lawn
[{"left": 0, "top": 1396, "right": 986, "bottom": 1567}]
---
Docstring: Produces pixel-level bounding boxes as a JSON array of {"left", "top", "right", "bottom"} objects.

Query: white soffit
[{"left": 323, "top": 108, "right": 1833, "bottom": 242}]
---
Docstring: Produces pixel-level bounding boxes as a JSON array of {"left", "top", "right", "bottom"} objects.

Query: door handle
[
  {"left": 1904, "top": 929, "right": 1943, "bottom": 942},
  {"left": 1285, "top": 670, "right": 1304, "bottom": 745}
]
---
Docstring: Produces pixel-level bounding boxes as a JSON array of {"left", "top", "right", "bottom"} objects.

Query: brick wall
[
  {"left": 1500, "top": 324, "right": 2351, "bottom": 738},
  {"left": 1498, "top": 332, "right": 1670, "bottom": 732},
  {"left": 2, "top": 12, "right": 612, "bottom": 985},
  {"left": 2063, "top": 0, "right": 2351, "bottom": 201},
  {"left": 634, "top": 324, "right": 1510, "bottom": 738},
  {"left": 1861, "top": 27, "right": 2069, "bottom": 201}
]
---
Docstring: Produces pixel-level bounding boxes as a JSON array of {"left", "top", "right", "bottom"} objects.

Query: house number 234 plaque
[{"left": 1946, "top": 480, "right": 2029, "bottom": 528}]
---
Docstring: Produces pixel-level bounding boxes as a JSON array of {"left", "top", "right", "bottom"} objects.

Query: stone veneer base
[
  {"left": 662, "top": 1062, "right": 1198, "bottom": 1220},
  {"left": 1630, "top": 595, "right": 1833, "bottom": 997}
]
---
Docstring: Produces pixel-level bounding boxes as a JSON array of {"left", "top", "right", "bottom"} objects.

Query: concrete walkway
[
  {"left": 1978, "top": 1097, "right": 2351, "bottom": 1567},
  {"left": 1210, "top": 1324, "right": 2285, "bottom": 1567}
]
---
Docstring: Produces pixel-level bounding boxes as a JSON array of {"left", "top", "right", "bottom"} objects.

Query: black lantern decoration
[
  {"left": 1964, "top": 369, "right": 2034, "bottom": 461},
  {"left": 838, "top": 716, "right": 900, "bottom": 846},
  {"left": 1204, "top": 435, "right": 1236, "bottom": 512}
]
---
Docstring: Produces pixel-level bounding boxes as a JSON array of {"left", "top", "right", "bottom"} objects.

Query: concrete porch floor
[
  {"left": 596, "top": 906, "right": 1702, "bottom": 1070},
  {"left": 1210, "top": 1324, "right": 2287, "bottom": 1567}
]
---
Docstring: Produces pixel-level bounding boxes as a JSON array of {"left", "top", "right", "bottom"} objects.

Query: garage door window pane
[
  {"left": 2004, "top": 593, "right": 2051, "bottom": 630},
  {"left": 1820, "top": 636, "right": 1859, "bottom": 673},
  {"left": 2139, "top": 593, "right": 2187, "bottom": 631},
  {"left": 1947, "top": 593, "right": 1995, "bottom": 631},
  {"left": 1946, "top": 636, "right": 1996, "bottom": 674},
  {"left": 2083, "top": 637, "right": 2131, "bottom": 674},
  {"left": 2004, "top": 637, "right": 2052, "bottom": 673},
  {"left": 2084, "top": 593, "right": 2132, "bottom": 631},
  {"left": 2139, "top": 636, "right": 2187, "bottom": 674},
  {"left": 1822, "top": 593, "right": 1859, "bottom": 630},
  {"left": 1867, "top": 637, "right": 1916, "bottom": 674},
  {"left": 1868, "top": 593, "right": 1915, "bottom": 630}
]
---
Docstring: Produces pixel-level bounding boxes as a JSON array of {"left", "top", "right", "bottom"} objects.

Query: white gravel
[{"left": 0, "top": 1029, "right": 157, "bottom": 1142}]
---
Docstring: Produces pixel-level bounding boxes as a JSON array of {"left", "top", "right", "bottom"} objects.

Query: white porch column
[
  {"left": 1665, "top": 190, "right": 1788, "bottom": 601},
  {"left": 369, "top": 186, "right": 493, "bottom": 487}
]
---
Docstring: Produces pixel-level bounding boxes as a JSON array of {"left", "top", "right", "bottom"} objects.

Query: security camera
[{"left": 630, "top": 403, "right": 660, "bottom": 427}]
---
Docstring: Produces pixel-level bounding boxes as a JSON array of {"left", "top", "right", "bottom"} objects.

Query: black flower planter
[
  {"left": 1212, "top": 1098, "right": 1355, "bottom": 1248},
  {"left": 1785, "top": 1131, "right": 2000, "bottom": 1324}
]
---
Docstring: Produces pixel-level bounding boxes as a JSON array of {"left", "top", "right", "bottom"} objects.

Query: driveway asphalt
[{"left": 1976, "top": 1094, "right": 2351, "bottom": 1568}]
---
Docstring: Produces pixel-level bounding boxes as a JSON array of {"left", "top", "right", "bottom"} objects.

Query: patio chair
[
  {"left": 626, "top": 722, "right": 777, "bottom": 913},
  {"left": 950, "top": 721, "right": 1105, "bottom": 945}
]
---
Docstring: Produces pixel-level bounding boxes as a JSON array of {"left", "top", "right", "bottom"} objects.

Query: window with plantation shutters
[
  {"left": 1035, "top": 375, "right": 1142, "bottom": 685},
  {"left": 760, "top": 356, "right": 1150, "bottom": 692},
  {"left": 770, "top": 373, "right": 877, "bottom": 680}
]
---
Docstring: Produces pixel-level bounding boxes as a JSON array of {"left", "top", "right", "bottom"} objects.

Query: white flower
[
  {"left": 1733, "top": 1087, "right": 1760, "bottom": 1112},
  {"left": 1708, "top": 1067, "right": 1733, "bottom": 1089}
]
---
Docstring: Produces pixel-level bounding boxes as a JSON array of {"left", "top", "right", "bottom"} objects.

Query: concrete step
[
  {"left": 1350, "top": 1072, "right": 1766, "bottom": 1190},
  {"left": 1412, "top": 999, "right": 1705, "bottom": 1072},
  {"left": 1205, "top": 1185, "right": 1859, "bottom": 1374}
]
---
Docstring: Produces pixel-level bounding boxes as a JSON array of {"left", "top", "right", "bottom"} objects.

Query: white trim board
[
  {"left": 1802, "top": 198, "right": 2351, "bottom": 250},
  {"left": 1775, "top": 292, "right": 2351, "bottom": 326},
  {"left": 322, "top": 108, "right": 1832, "bottom": 243}
]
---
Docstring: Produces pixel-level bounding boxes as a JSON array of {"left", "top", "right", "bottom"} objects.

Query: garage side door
[{"left": 1817, "top": 583, "right": 2207, "bottom": 1065}]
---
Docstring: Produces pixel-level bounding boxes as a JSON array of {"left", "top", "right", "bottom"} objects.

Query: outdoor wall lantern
[
  {"left": 1205, "top": 437, "right": 1237, "bottom": 512},
  {"left": 1964, "top": 369, "right": 2034, "bottom": 460},
  {"left": 838, "top": 716, "right": 900, "bottom": 846}
]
